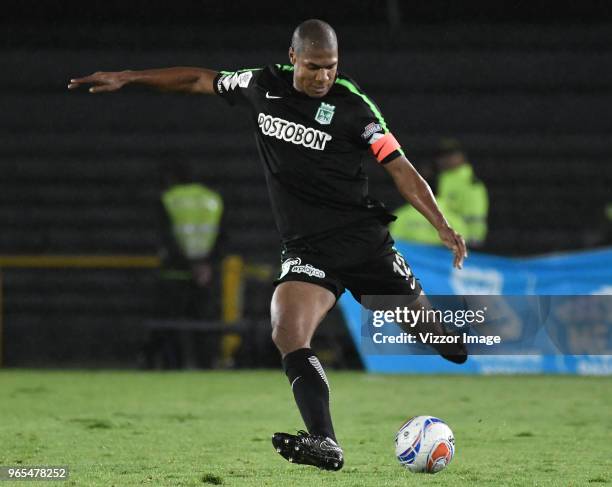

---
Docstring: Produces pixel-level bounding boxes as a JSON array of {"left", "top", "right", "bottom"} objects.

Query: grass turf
[{"left": 0, "top": 371, "right": 610, "bottom": 486}]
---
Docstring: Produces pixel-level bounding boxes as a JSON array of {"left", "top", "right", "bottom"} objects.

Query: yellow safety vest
[
  {"left": 161, "top": 183, "right": 223, "bottom": 260},
  {"left": 391, "top": 200, "right": 467, "bottom": 245},
  {"left": 437, "top": 164, "right": 488, "bottom": 245}
]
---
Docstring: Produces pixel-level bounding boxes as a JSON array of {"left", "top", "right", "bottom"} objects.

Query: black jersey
[{"left": 214, "top": 64, "right": 404, "bottom": 242}]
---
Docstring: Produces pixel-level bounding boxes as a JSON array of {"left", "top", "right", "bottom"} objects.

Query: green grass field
[{"left": 0, "top": 371, "right": 610, "bottom": 486}]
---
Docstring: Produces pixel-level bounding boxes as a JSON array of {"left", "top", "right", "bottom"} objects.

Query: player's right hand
[
  {"left": 68, "top": 71, "right": 129, "bottom": 93},
  {"left": 438, "top": 225, "right": 468, "bottom": 270}
]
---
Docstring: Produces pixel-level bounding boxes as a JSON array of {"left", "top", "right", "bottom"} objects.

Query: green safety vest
[
  {"left": 161, "top": 183, "right": 223, "bottom": 260},
  {"left": 437, "top": 163, "right": 488, "bottom": 245}
]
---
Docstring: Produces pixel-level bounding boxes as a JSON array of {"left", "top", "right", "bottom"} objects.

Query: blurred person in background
[
  {"left": 144, "top": 158, "right": 225, "bottom": 369},
  {"left": 392, "top": 138, "right": 488, "bottom": 248},
  {"left": 392, "top": 193, "right": 467, "bottom": 245}
]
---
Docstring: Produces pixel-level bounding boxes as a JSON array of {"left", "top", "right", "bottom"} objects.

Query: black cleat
[
  {"left": 409, "top": 316, "right": 469, "bottom": 364},
  {"left": 436, "top": 330, "right": 468, "bottom": 364},
  {"left": 272, "top": 430, "right": 344, "bottom": 471}
]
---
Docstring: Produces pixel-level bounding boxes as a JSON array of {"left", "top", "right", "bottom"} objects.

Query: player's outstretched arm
[
  {"left": 385, "top": 155, "right": 468, "bottom": 269},
  {"left": 67, "top": 67, "right": 218, "bottom": 94}
]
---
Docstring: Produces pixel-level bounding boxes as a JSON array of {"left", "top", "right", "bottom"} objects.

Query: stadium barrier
[
  {"left": 0, "top": 254, "right": 272, "bottom": 367},
  {"left": 338, "top": 242, "right": 612, "bottom": 375}
]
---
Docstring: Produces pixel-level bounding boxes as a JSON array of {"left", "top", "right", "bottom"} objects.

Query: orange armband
[{"left": 370, "top": 132, "right": 402, "bottom": 163}]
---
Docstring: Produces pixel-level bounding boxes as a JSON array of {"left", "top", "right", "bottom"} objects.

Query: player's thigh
[{"left": 270, "top": 281, "right": 336, "bottom": 340}]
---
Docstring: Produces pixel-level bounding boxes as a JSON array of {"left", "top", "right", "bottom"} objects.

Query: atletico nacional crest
[{"left": 315, "top": 102, "right": 335, "bottom": 125}]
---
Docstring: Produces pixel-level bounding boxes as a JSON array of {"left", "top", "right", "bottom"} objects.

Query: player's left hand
[
  {"left": 438, "top": 226, "right": 468, "bottom": 269},
  {"left": 67, "top": 71, "right": 129, "bottom": 93}
]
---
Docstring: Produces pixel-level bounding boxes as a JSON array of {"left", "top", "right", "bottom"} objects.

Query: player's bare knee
[
  {"left": 271, "top": 320, "right": 305, "bottom": 342},
  {"left": 270, "top": 322, "right": 286, "bottom": 347},
  {"left": 271, "top": 319, "right": 311, "bottom": 351}
]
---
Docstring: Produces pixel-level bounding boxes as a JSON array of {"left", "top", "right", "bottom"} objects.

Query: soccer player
[{"left": 68, "top": 19, "right": 468, "bottom": 471}]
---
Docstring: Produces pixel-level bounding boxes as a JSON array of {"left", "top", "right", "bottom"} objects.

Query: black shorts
[{"left": 273, "top": 218, "right": 422, "bottom": 302}]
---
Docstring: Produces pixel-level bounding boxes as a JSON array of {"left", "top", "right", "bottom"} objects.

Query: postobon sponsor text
[{"left": 257, "top": 113, "right": 332, "bottom": 151}]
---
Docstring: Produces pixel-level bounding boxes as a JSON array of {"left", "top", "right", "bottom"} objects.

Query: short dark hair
[
  {"left": 291, "top": 19, "right": 338, "bottom": 54},
  {"left": 436, "top": 138, "right": 464, "bottom": 156},
  {"left": 159, "top": 158, "right": 194, "bottom": 188}
]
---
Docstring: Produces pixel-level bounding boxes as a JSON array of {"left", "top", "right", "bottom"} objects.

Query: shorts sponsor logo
[
  {"left": 258, "top": 113, "right": 332, "bottom": 151},
  {"left": 279, "top": 257, "right": 326, "bottom": 279},
  {"left": 218, "top": 70, "right": 253, "bottom": 92},
  {"left": 292, "top": 263, "right": 326, "bottom": 278},
  {"left": 280, "top": 257, "right": 301, "bottom": 279},
  {"left": 361, "top": 122, "right": 382, "bottom": 142}
]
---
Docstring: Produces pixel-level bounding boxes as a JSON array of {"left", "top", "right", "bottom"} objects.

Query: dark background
[{"left": 2, "top": 1, "right": 611, "bottom": 367}]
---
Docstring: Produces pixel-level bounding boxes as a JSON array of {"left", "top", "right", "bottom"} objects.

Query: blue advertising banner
[{"left": 338, "top": 242, "right": 612, "bottom": 375}]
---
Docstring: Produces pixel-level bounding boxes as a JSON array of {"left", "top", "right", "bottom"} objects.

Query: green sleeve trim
[
  {"left": 275, "top": 64, "right": 294, "bottom": 72},
  {"left": 335, "top": 78, "right": 389, "bottom": 133},
  {"left": 219, "top": 67, "right": 263, "bottom": 75}
]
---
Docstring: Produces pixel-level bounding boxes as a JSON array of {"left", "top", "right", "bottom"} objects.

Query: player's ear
[{"left": 288, "top": 46, "right": 296, "bottom": 65}]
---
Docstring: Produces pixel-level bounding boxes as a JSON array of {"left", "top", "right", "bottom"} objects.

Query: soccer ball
[{"left": 395, "top": 415, "right": 455, "bottom": 473}]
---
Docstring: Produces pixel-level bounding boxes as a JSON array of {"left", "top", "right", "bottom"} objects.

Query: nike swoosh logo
[{"left": 266, "top": 92, "right": 283, "bottom": 99}]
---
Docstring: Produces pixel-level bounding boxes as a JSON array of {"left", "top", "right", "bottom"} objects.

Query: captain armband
[{"left": 369, "top": 132, "right": 403, "bottom": 164}]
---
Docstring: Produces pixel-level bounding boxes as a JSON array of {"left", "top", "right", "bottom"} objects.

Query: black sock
[{"left": 282, "top": 348, "right": 336, "bottom": 442}]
